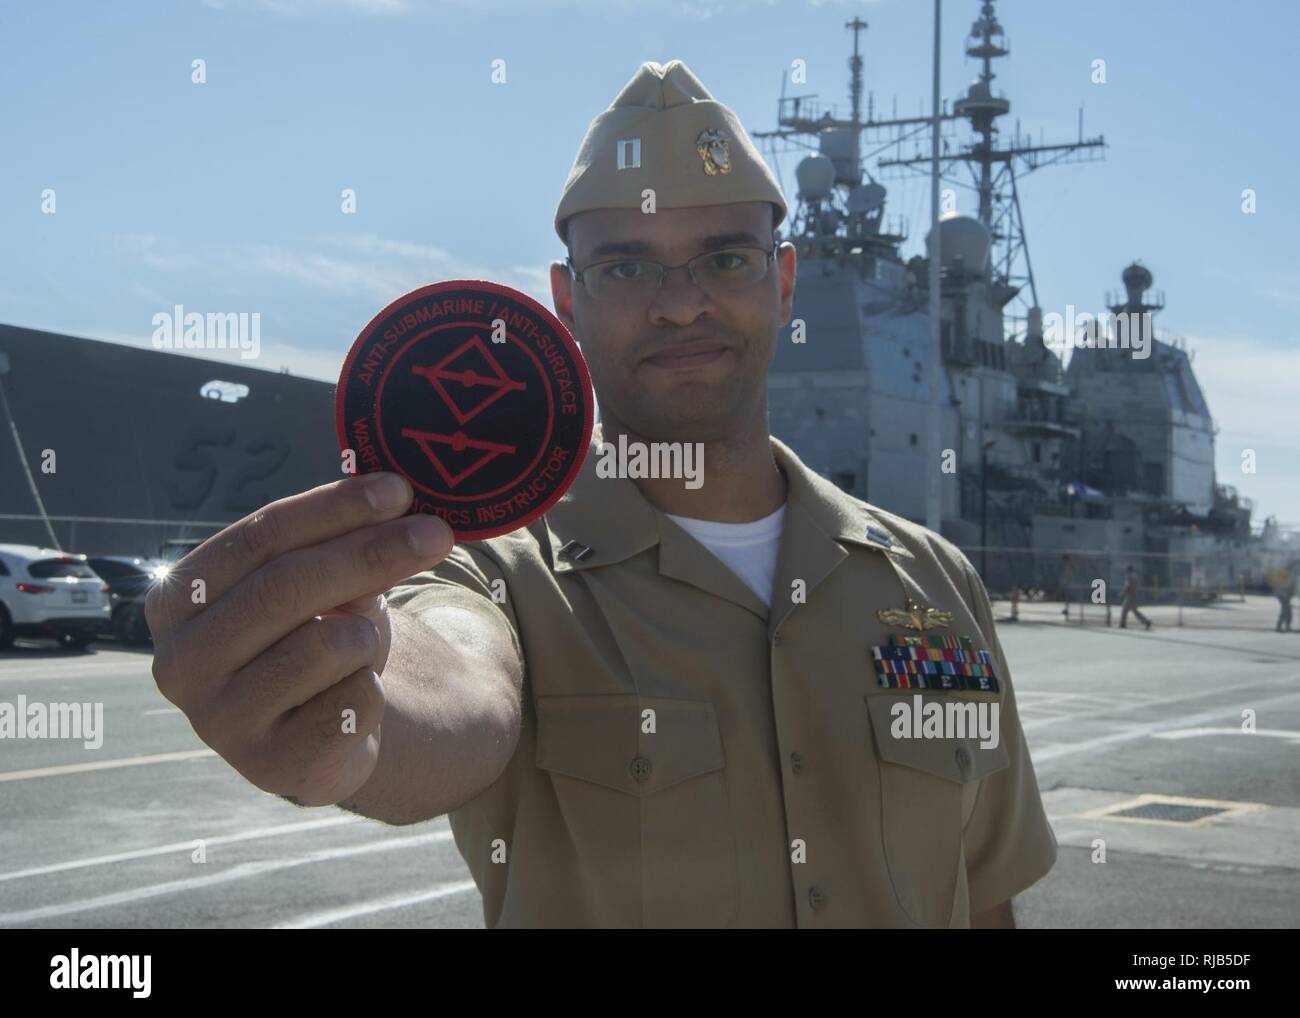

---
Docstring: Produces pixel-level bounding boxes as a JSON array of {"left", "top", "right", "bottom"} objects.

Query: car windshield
[
  {"left": 89, "top": 559, "right": 149, "bottom": 580},
  {"left": 28, "top": 558, "right": 97, "bottom": 579}
]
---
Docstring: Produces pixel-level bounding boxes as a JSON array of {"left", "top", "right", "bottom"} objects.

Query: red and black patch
[{"left": 336, "top": 280, "right": 593, "bottom": 540}]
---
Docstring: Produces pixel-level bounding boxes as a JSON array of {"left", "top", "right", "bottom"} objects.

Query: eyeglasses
[{"left": 566, "top": 243, "right": 778, "bottom": 303}]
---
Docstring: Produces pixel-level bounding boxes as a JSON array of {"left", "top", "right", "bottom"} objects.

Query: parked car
[
  {"left": 0, "top": 545, "right": 111, "bottom": 650},
  {"left": 86, "top": 555, "right": 168, "bottom": 646},
  {"left": 159, "top": 538, "right": 205, "bottom": 564}
]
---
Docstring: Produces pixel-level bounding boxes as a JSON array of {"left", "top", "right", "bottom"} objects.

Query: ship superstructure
[{"left": 759, "top": 2, "right": 1246, "bottom": 592}]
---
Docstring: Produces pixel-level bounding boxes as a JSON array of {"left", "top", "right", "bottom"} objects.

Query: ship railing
[
  {"left": 774, "top": 95, "right": 837, "bottom": 128},
  {"left": 0, "top": 512, "right": 225, "bottom": 560},
  {"left": 958, "top": 544, "right": 1289, "bottom": 631}
]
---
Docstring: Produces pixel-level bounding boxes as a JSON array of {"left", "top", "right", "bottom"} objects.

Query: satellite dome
[
  {"left": 847, "top": 182, "right": 886, "bottom": 214},
  {"left": 1122, "top": 261, "right": 1153, "bottom": 295},
  {"left": 926, "top": 213, "right": 991, "bottom": 275},
  {"left": 795, "top": 154, "right": 835, "bottom": 201}
]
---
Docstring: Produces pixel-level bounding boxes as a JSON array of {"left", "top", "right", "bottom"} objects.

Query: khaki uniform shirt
[{"left": 387, "top": 430, "right": 1057, "bottom": 928}]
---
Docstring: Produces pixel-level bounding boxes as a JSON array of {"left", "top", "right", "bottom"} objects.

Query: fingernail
[
  {"left": 364, "top": 473, "right": 411, "bottom": 511},
  {"left": 404, "top": 515, "right": 451, "bottom": 557}
]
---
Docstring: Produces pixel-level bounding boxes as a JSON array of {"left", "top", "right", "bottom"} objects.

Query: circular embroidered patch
[{"left": 336, "top": 280, "right": 594, "bottom": 540}]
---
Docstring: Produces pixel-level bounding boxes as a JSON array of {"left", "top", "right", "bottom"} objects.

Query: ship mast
[
  {"left": 847, "top": 15, "right": 866, "bottom": 126},
  {"left": 879, "top": 0, "right": 1106, "bottom": 310}
]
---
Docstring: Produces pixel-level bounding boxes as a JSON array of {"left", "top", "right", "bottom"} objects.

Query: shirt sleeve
[
  {"left": 958, "top": 555, "right": 1058, "bottom": 915},
  {"left": 385, "top": 542, "right": 526, "bottom": 679}
]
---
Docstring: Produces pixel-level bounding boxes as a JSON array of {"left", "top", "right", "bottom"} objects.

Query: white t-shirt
[{"left": 664, "top": 505, "right": 787, "bottom": 608}]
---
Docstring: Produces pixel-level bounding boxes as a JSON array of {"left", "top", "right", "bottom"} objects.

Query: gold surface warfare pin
[{"left": 876, "top": 597, "right": 954, "bottom": 633}]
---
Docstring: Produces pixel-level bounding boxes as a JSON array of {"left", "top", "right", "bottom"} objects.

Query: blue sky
[{"left": 1, "top": 0, "right": 1296, "bottom": 522}]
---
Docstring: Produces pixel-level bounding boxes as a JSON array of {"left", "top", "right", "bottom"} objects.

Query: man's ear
[
  {"left": 776, "top": 241, "right": 798, "bottom": 327},
  {"left": 550, "top": 261, "right": 576, "bottom": 334}
]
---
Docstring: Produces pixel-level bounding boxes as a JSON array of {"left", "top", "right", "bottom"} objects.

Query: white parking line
[
  {"left": 0, "top": 749, "right": 216, "bottom": 783},
  {"left": 1021, "top": 678, "right": 1298, "bottom": 731},
  {"left": 1032, "top": 689, "right": 1300, "bottom": 762},
  {"left": 1152, "top": 727, "right": 1300, "bottom": 743},
  {"left": 0, "top": 666, "right": 144, "bottom": 683},
  {"left": 0, "top": 815, "right": 365, "bottom": 883},
  {"left": 0, "top": 829, "right": 457, "bottom": 925},
  {"left": 274, "top": 880, "right": 478, "bottom": 929}
]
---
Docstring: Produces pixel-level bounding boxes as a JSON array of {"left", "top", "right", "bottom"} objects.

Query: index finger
[{"left": 146, "top": 472, "right": 414, "bottom": 634}]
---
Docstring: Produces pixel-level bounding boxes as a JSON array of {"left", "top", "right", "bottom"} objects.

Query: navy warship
[
  {"left": 758, "top": 1, "right": 1257, "bottom": 595},
  {"left": 0, "top": 0, "right": 1265, "bottom": 596}
]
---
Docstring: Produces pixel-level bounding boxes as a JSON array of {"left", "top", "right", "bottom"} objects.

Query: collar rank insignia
[
  {"left": 696, "top": 128, "right": 732, "bottom": 176},
  {"left": 864, "top": 524, "right": 893, "bottom": 549},
  {"left": 870, "top": 633, "right": 1002, "bottom": 693},
  {"left": 876, "top": 597, "right": 953, "bottom": 632}
]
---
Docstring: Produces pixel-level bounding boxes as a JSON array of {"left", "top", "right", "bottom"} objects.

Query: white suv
[{"left": 0, "top": 545, "right": 112, "bottom": 650}]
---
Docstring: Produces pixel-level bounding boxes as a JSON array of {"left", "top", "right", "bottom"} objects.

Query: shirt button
[
  {"left": 955, "top": 746, "right": 972, "bottom": 773},
  {"left": 773, "top": 634, "right": 784, "bottom": 647},
  {"left": 790, "top": 752, "right": 804, "bottom": 775},
  {"left": 808, "top": 886, "right": 827, "bottom": 910},
  {"left": 629, "top": 756, "right": 653, "bottom": 782}
]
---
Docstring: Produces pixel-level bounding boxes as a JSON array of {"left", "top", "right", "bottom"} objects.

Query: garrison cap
[{"left": 554, "top": 59, "right": 788, "bottom": 242}]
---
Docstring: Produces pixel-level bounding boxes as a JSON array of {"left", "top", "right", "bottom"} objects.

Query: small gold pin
[
  {"left": 876, "top": 597, "right": 953, "bottom": 632},
  {"left": 696, "top": 128, "right": 732, "bottom": 176}
]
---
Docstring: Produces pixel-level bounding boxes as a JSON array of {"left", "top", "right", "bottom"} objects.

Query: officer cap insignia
[{"left": 696, "top": 127, "right": 732, "bottom": 175}]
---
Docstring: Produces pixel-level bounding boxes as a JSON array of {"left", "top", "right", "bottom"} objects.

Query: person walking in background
[
  {"left": 1119, "top": 564, "right": 1152, "bottom": 630},
  {"left": 1275, "top": 563, "right": 1296, "bottom": 632},
  {"left": 1060, "top": 554, "right": 1074, "bottom": 620}
]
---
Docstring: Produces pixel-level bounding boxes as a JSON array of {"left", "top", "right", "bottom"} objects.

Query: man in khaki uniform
[
  {"left": 387, "top": 59, "right": 1055, "bottom": 927},
  {"left": 147, "top": 59, "right": 1055, "bottom": 929}
]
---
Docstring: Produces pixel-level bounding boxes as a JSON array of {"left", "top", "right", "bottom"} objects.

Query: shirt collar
[{"left": 544, "top": 423, "right": 909, "bottom": 574}]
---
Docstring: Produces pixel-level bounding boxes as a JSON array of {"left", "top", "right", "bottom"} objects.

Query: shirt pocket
[
  {"left": 863, "top": 691, "right": 1010, "bottom": 927},
  {"left": 535, "top": 694, "right": 738, "bottom": 927}
]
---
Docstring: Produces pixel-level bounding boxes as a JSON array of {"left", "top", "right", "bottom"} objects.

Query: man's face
[{"left": 550, "top": 201, "right": 796, "bottom": 444}]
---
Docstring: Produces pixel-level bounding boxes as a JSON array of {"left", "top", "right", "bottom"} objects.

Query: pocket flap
[
  {"left": 536, "top": 695, "right": 725, "bottom": 796},
  {"left": 865, "top": 692, "right": 1009, "bottom": 783}
]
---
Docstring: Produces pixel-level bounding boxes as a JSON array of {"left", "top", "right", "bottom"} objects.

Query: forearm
[{"left": 339, "top": 602, "right": 522, "bottom": 825}]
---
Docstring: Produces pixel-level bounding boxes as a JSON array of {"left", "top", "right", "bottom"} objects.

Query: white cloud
[
  {"left": 1188, "top": 333, "right": 1300, "bottom": 446},
  {"left": 246, "top": 233, "right": 555, "bottom": 306},
  {"left": 103, "top": 230, "right": 555, "bottom": 307},
  {"left": 202, "top": 0, "right": 414, "bottom": 15},
  {"left": 202, "top": 0, "right": 858, "bottom": 16},
  {"left": 61, "top": 327, "right": 343, "bottom": 383},
  {"left": 95, "top": 230, "right": 559, "bottom": 382},
  {"left": 1186, "top": 332, "right": 1300, "bottom": 521},
  {"left": 108, "top": 234, "right": 196, "bottom": 272}
]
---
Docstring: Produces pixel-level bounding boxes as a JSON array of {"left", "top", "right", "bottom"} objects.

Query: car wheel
[
  {"left": 112, "top": 606, "right": 133, "bottom": 643},
  {"left": 0, "top": 606, "right": 13, "bottom": 650},
  {"left": 120, "top": 603, "right": 151, "bottom": 646}
]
